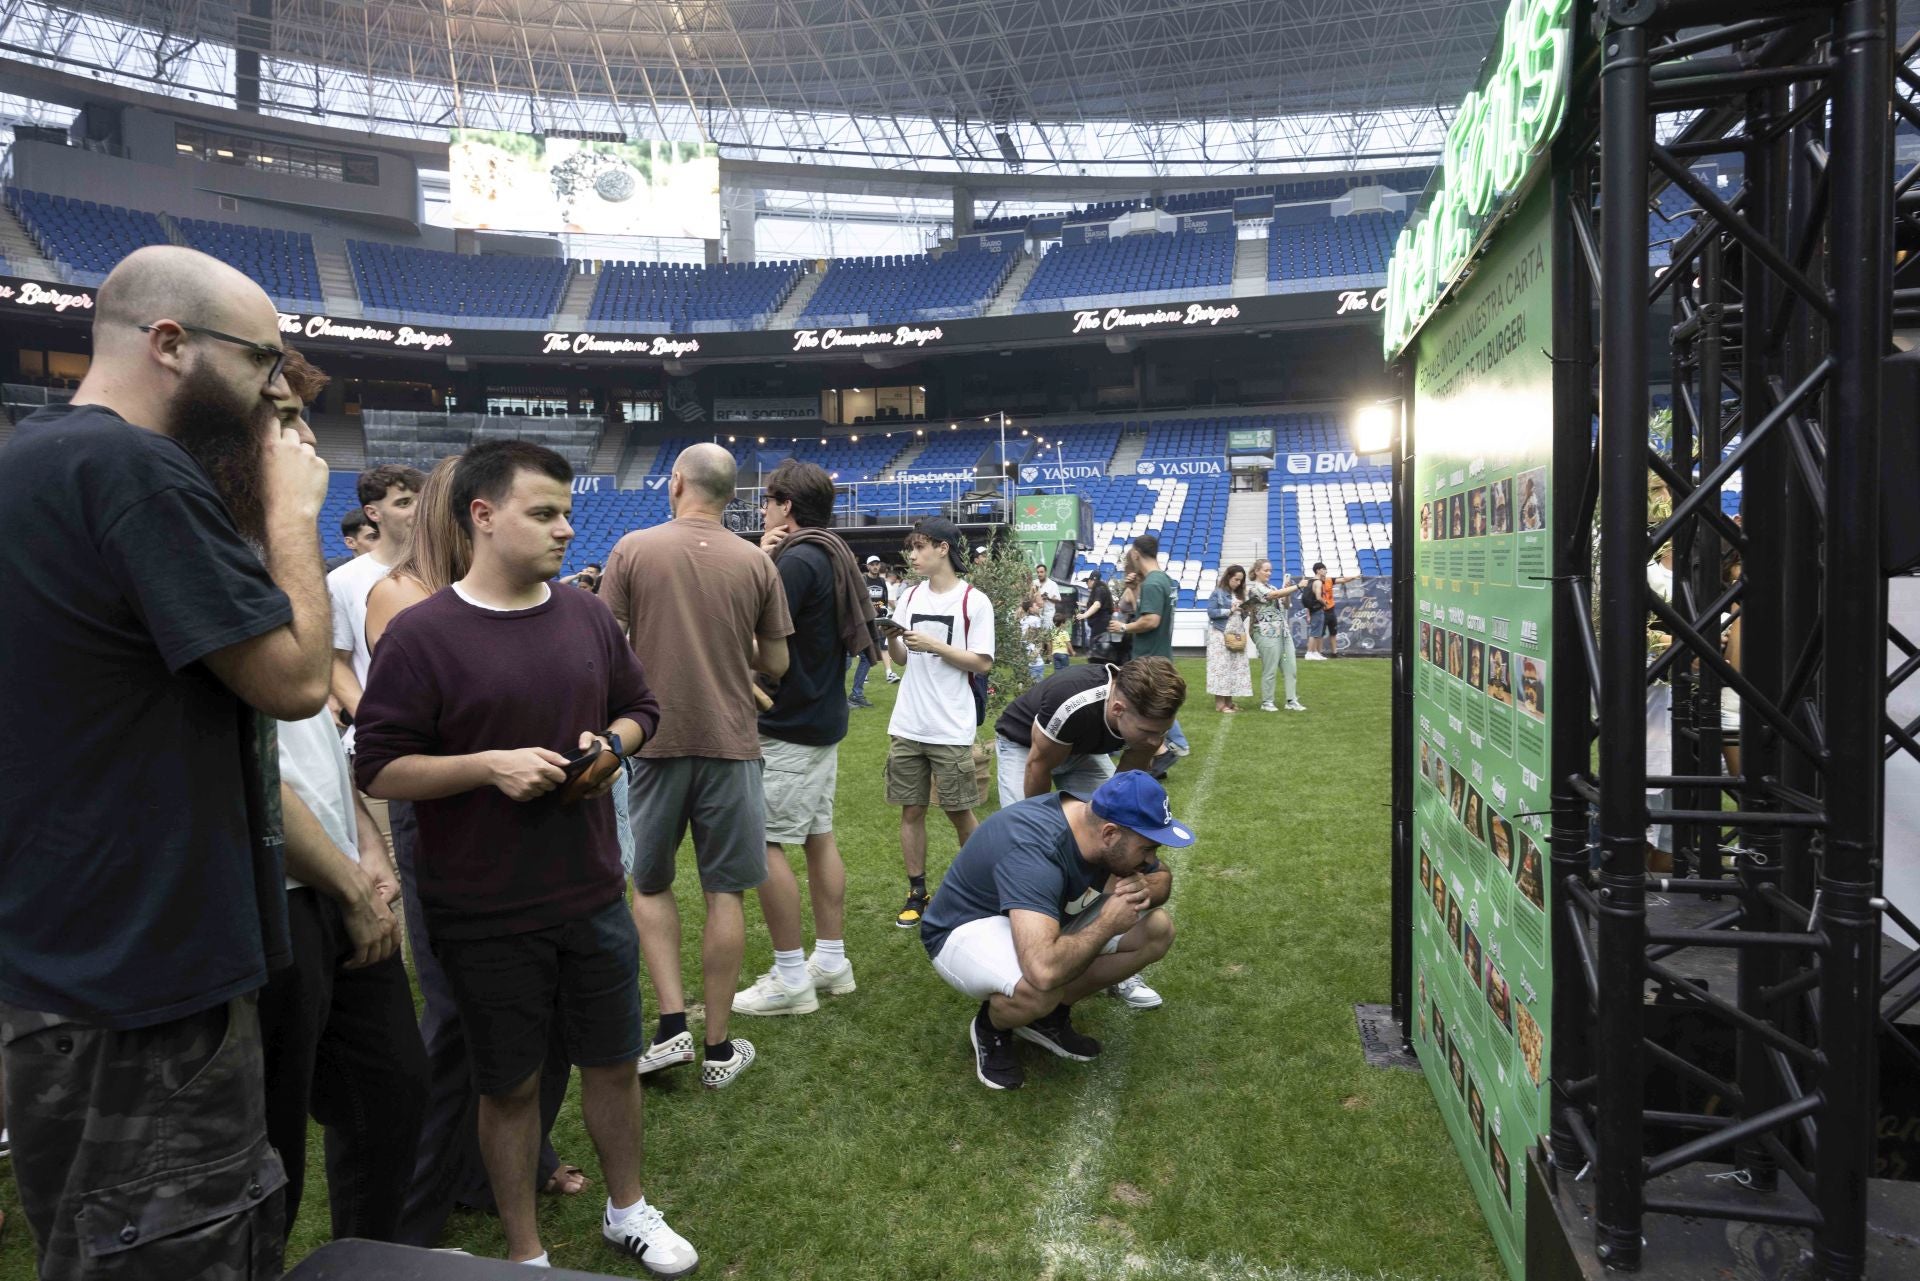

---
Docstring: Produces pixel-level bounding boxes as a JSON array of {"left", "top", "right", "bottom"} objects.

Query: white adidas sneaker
[{"left": 604, "top": 1198, "right": 698, "bottom": 1277}]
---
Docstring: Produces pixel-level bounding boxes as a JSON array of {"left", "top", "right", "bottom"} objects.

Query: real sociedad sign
[
  {"left": 1134, "top": 458, "right": 1226, "bottom": 478},
  {"left": 1381, "top": 0, "right": 1573, "bottom": 359}
]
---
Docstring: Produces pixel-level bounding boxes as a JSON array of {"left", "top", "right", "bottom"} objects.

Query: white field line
[{"left": 1033, "top": 721, "right": 1440, "bottom": 1281}]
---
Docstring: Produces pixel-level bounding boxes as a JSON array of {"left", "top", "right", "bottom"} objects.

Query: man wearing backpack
[
  {"left": 1303, "top": 562, "right": 1360, "bottom": 661},
  {"left": 884, "top": 517, "right": 995, "bottom": 929}
]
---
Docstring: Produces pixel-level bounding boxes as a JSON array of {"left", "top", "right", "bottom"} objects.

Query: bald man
[
  {"left": 602, "top": 443, "right": 793, "bottom": 1088},
  {"left": 0, "top": 245, "right": 331, "bottom": 1277}
]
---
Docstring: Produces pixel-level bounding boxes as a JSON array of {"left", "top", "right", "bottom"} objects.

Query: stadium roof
[{"left": 5, "top": 0, "right": 1512, "bottom": 175}]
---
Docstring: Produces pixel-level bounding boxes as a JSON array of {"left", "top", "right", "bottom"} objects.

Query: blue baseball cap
[{"left": 1089, "top": 771, "right": 1196, "bottom": 848}]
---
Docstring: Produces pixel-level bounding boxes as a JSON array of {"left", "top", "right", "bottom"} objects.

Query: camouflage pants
[{"left": 0, "top": 997, "right": 288, "bottom": 1280}]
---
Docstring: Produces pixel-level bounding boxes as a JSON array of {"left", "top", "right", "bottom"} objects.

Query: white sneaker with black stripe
[{"left": 603, "top": 1198, "right": 698, "bottom": 1277}]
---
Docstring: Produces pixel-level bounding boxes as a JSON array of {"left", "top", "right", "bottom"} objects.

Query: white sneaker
[
  {"left": 885, "top": 673, "right": 901, "bottom": 683},
  {"left": 604, "top": 1199, "right": 699, "bottom": 1277},
  {"left": 807, "top": 957, "right": 858, "bottom": 995},
  {"left": 636, "top": 1030, "right": 695, "bottom": 1076},
  {"left": 1286, "top": 700, "right": 1308, "bottom": 712},
  {"left": 1259, "top": 702, "right": 1279, "bottom": 712},
  {"left": 1304, "top": 651, "right": 1328, "bottom": 661},
  {"left": 1109, "top": 974, "right": 1164, "bottom": 1009},
  {"left": 732, "top": 970, "right": 820, "bottom": 1016},
  {"left": 701, "top": 1038, "right": 756, "bottom": 1090}
]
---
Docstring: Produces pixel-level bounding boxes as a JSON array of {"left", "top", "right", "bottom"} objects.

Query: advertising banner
[
  {"left": 1228, "top": 429, "right": 1275, "bottom": 452},
  {"left": 1019, "top": 460, "right": 1107, "bottom": 484},
  {"left": 1013, "top": 494, "right": 1086, "bottom": 579},
  {"left": 1284, "top": 576, "right": 1393, "bottom": 654},
  {"left": 0, "top": 275, "right": 1378, "bottom": 367},
  {"left": 1408, "top": 182, "right": 1555, "bottom": 1281},
  {"left": 1131, "top": 457, "right": 1226, "bottom": 478}
]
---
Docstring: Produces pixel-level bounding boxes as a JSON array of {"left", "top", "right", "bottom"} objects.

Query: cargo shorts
[{"left": 1, "top": 996, "right": 288, "bottom": 1279}]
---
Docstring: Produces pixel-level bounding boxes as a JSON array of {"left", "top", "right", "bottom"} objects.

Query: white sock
[
  {"left": 773, "top": 947, "right": 807, "bottom": 988},
  {"left": 812, "top": 938, "right": 846, "bottom": 970},
  {"left": 610, "top": 1195, "right": 647, "bottom": 1217}
]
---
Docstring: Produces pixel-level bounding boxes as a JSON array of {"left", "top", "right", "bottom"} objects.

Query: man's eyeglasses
[{"left": 139, "top": 323, "right": 286, "bottom": 389}]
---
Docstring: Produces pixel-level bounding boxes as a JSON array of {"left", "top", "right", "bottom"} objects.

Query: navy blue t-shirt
[
  {"left": 0, "top": 404, "right": 292, "bottom": 1029},
  {"left": 921, "top": 793, "right": 1109, "bottom": 958},
  {"left": 758, "top": 540, "right": 849, "bottom": 747}
]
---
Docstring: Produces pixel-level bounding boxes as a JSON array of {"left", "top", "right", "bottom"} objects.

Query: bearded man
[{"left": 0, "top": 245, "right": 332, "bottom": 1279}]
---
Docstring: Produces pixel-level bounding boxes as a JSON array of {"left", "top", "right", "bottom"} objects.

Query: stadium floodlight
[{"left": 1353, "top": 401, "right": 1398, "bottom": 454}]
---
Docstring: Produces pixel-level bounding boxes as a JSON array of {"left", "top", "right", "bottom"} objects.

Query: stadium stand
[
  {"left": 1016, "top": 227, "right": 1236, "bottom": 312},
  {"left": 175, "top": 217, "right": 324, "bottom": 308},
  {"left": 1268, "top": 210, "right": 1407, "bottom": 291},
  {"left": 5, "top": 188, "right": 169, "bottom": 281},
  {"left": 348, "top": 241, "right": 569, "bottom": 323},
  {"left": 798, "top": 248, "right": 1016, "bottom": 326},
  {"left": 360, "top": 410, "right": 600, "bottom": 472},
  {"left": 587, "top": 259, "right": 805, "bottom": 332}
]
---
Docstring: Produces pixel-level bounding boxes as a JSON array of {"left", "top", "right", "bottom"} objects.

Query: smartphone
[{"left": 875, "top": 617, "right": 909, "bottom": 636}]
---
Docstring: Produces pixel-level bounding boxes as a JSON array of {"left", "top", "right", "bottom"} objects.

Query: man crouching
[{"left": 919, "top": 771, "right": 1190, "bottom": 1090}]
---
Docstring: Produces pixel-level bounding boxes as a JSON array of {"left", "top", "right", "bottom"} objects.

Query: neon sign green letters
[{"left": 1382, "top": 0, "right": 1572, "bottom": 359}]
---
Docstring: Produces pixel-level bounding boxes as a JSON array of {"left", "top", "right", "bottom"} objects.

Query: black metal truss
[{"left": 1545, "top": 2, "right": 1916, "bottom": 1276}]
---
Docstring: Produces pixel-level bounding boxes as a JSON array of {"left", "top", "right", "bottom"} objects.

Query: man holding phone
[
  {"left": 355, "top": 441, "right": 693, "bottom": 1275},
  {"left": 919, "top": 771, "right": 1188, "bottom": 1090}
]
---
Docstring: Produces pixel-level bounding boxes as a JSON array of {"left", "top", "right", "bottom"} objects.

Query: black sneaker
[
  {"left": 1014, "top": 1006, "right": 1102, "bottom": 1061},
  {"left": 970, "top": 1002, "right": 1024, "bottom": 1090},
  {"left": 895, "top": 889, "right": 930, "bottom": 928},
  {"left": 848, "top": 692, "right": 875, "bottom": 708}
]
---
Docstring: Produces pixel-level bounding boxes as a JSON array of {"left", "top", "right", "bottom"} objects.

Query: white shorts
[{"left": 929, "top": 914, "right": 1118, "bottom": 1000}]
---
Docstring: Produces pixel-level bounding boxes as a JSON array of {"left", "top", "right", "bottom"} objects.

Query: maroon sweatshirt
[{"left": 353, "top": 585, "right": 659, "bottom": 939}]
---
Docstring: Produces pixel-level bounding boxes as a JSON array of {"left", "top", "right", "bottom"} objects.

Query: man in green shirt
[{"left": 1116, "top": 534, "right": 1188, "bottom": 764}]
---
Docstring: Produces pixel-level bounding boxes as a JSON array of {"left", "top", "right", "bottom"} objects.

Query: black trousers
[
  {"left": 389, "top": 800, "right": 571, "bottom": 1248},
  {"left": 259, "top": 886, "right": 429, "bottom": 1250}
]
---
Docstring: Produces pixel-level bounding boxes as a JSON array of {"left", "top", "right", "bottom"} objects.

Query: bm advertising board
[{"left": 1409, "top": 181, "right": 1554, "bottom": 1281}]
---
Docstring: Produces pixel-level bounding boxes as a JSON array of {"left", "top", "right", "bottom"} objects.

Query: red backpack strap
[{"left": 960, "top": 584, "right": 973, "bottom": 646}]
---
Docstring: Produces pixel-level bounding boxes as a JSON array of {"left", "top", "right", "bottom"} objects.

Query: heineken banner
[
  {"left": 1013, "top": 494, "right": 1084, "bottom": 573},
  {"left": 1409, "top": 181, "right": 1554, "bottom": 1281}
]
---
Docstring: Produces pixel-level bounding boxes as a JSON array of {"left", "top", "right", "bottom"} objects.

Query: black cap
[{"left": 911, "top": 517, "right": 968, "bottom": 572}]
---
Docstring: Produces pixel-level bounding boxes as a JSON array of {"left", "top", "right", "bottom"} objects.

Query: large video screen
[{"left": 449, "top": 130, "right": 720, "bottom": 240}]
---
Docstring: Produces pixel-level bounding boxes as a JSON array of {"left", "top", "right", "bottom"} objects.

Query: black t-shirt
[
  {"left": 863, "top": 572, "right": 889, "bottom": 611},
  {"left": 0, "top": 404, "right": 293, "bottom": 1029},
  {"left": 994, "top": 663, "right": 1124, "bottom": 755},
  {"left": 1084, "top": 582, "right": 1114, "bottom": 634},
  {"left": 759, "top": 541, "right": 851, "bottom": 747}
]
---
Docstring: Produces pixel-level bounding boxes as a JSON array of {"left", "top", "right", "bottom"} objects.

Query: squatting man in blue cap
[{"left": 917, "top": 770, "right": 1191, "bottom": 1090}]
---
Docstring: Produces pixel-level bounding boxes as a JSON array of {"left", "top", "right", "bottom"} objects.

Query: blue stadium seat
[
  {"left": 347, "top": 241, "right": 569, "bottom": 320},
  {"left": 1017, "top": 227, "right": 1236, "bottom": 312},
  {"left": 799, "top": 248, "right": 1015, "bottom": 325},
  {"left": 588, "top": 260, "right": 804, "bottom": 330}
]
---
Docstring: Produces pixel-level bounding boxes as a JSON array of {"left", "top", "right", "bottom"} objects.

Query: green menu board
[{"left": 1409, "top": 182, "right": 1554, "bottom": 1281}]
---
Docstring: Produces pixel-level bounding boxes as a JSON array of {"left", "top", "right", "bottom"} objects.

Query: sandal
[{"left": 542, "top": 1164, "right": 590, "bottom": 1196}]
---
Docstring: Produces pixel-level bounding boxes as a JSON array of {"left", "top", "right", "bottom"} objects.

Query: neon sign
[{"left": 1382, "top": 0, "right": 1572, "bottom": 359}]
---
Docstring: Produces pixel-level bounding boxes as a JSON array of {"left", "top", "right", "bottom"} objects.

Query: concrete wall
[{"left": 9, "top": 103, "right": 458, "bottom": 249}]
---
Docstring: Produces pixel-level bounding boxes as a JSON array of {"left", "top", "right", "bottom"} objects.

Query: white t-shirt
[
  {"left": 888, "top": 580, "right": 995, "bottom": 746},
  {"left": 279, "top": 707, "right": 361, "bottom": 890},
  {"left": 328, "top": 551, "right": 395, "bottom": 749}
]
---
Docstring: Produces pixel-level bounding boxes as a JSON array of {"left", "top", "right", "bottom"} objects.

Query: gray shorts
[
  {"left": 761, "top": 735, "right": 838, "bottom": 844},
  {"left": 628, "top": 756, "right": 769, "bottom": 895}
]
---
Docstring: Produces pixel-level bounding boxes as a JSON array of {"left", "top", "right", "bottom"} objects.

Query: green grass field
[{"left": 0, "top": 658, "right": 1501, "bottom": 1280}]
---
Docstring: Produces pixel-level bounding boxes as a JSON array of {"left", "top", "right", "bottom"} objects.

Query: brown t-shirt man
[{"left": 602, "top": 513, "right": 794, "bottom": 760}]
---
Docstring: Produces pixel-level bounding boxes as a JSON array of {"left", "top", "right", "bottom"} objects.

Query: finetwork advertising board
[{"left": 1410, "top": 182, "right": 1553, "bottom": 1281}]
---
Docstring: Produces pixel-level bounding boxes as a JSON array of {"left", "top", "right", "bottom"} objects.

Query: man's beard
[{"left": 170, "top": 361, "right": 274, "bottom": 545}]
